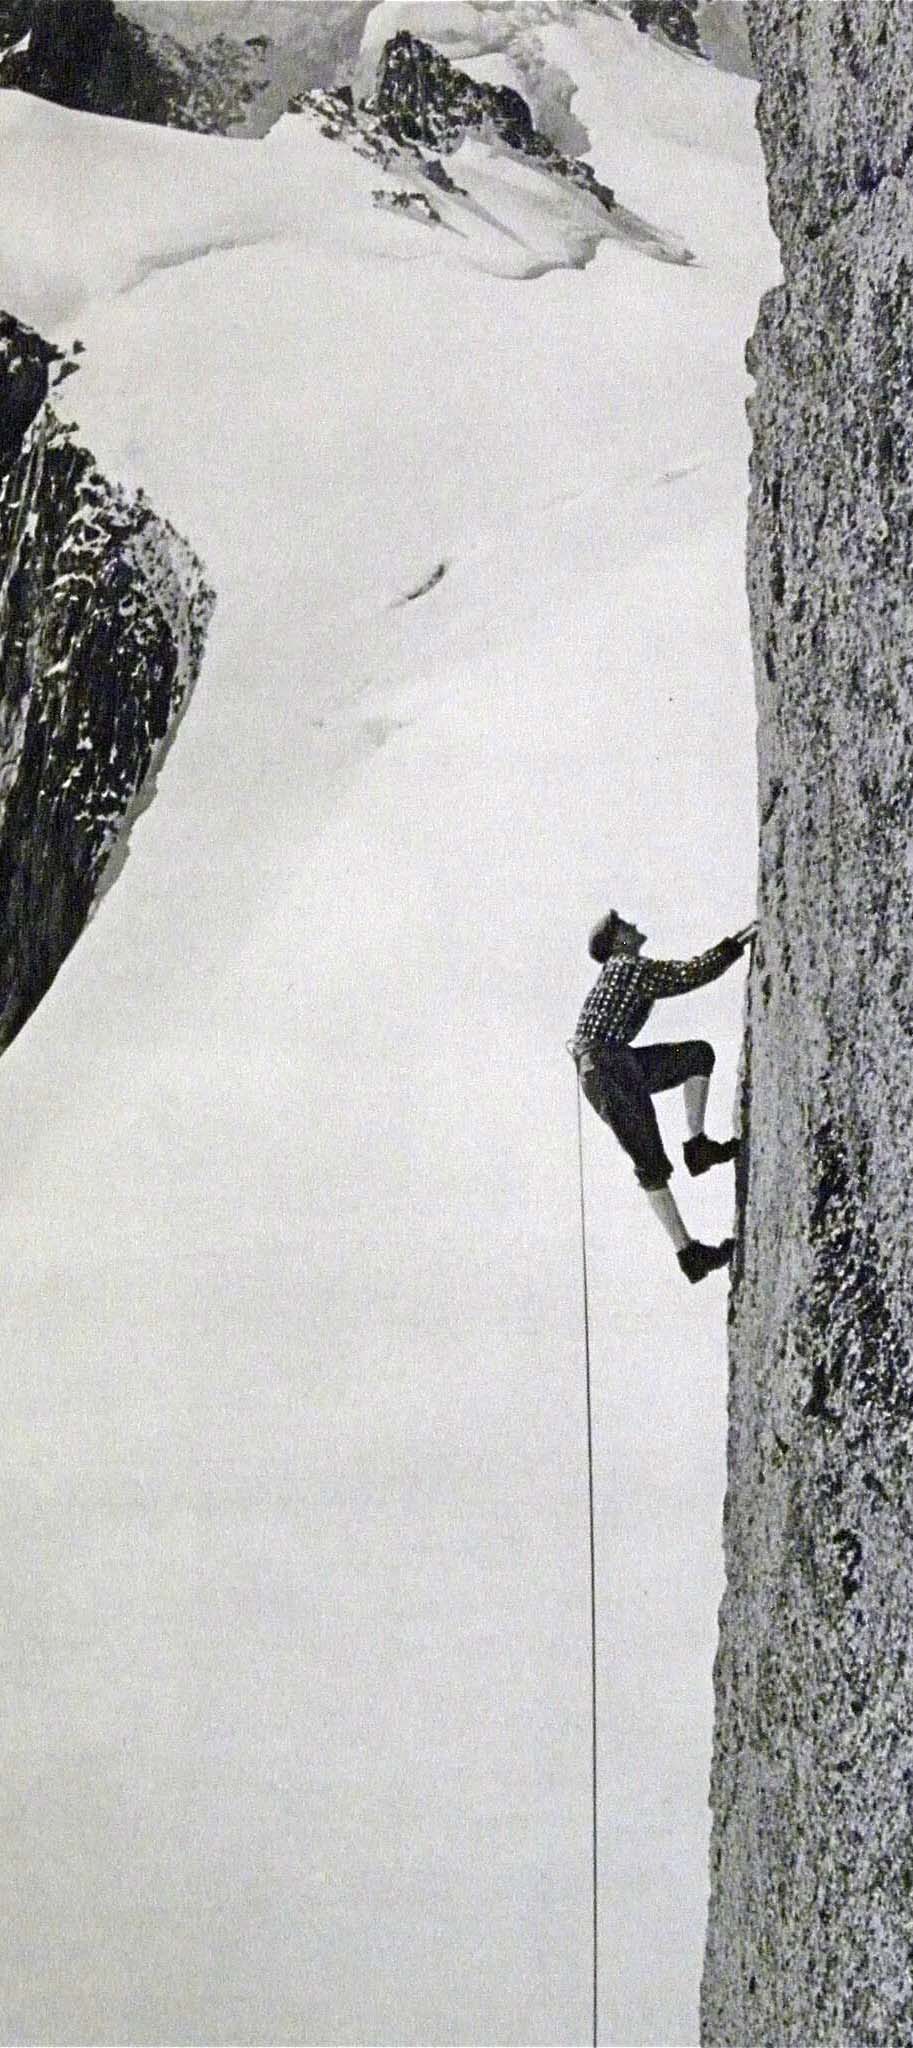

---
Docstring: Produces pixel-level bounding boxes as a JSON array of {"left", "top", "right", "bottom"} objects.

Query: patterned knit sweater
[{"left": 572, "top": 937, "right": 740, "bottom": 1053}]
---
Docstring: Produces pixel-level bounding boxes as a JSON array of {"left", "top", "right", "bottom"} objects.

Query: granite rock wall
[{"left": 702, "top": 7, "right": 913, "bottom": 2043}]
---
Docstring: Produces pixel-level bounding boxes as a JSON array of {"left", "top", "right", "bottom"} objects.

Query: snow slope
[
  {"left": 0, "top": 42, "right": 690, "bottom": 300},
  {"left": 0, "top": 11, "right": 777, "bottom": 2044}
]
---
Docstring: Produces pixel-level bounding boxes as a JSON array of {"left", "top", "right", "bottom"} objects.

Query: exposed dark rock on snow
[
  {"left": 371, "top": 187, "right": 441, "bottom": 226},
  {"left": 584, "top": 0, "right": 753, "bottom": 73},
  {"left": 0, "top": 314, "right": 214, "bottom": 1048},
  {"left": 0, "top": 0, "right": 271, "bottom": 133},
  {"left": 288, "top": 85, "right": 390, "bottom": 157},
  {"left": 368, "top": 31, "right": 615, "bottom": 211},
  {"left": 398, "top": 561, "right": 448, "bottom": 604},
  {"left": 372, "top": 26, "right": 547, "bottom": 152},
  {"left": 0, "top": 1, "right": 376, "bottom": 137},
  {"left": 630, "top": 0, "right": 703, "bottom": 55},
  {"left": 291, "top": 33, "right": 615, "bottom": 228},
  {"left": 289, "top": 81, "right": 477, "bottom": 215},
  {"left": 0, "top": 0, "right": 173, "bottom": 123},
  {"left": 702, "top": 5, "right": 913, "bottom": 2043},
  {"left": 292, "top": 49, "right": 697, "bottom": 274}
]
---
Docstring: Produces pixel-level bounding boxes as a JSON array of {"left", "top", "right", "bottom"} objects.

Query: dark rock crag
[
  {"left": 1, "top": 0, "right": 173, "bottom": 123},
  {"left": 0, "top": 315, "right": 214, "bottom": 1049},
  {"left": 371, "top": 26, "right": 559, "bottom": 153},
  {"left": 703, "top": 5, "right": 913, "bottom": 2043},
  {"left": 0, "top": 0, "right": 270, "bottom": 133},
  {"left": 368, "top": 31, "right": 615, "bottom": 210},
  {"left": 631, "top": 0, "right": 703, "bottom": 55},
  {"left": 291, "top": 32, "right": 614, "bottom": 219},
  {"left": 0, "top": 0, "right": 29, "bottom": 49}
]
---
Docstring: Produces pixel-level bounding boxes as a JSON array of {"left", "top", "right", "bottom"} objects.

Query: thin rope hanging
[{"left": 575, "top": 1070, "right": 599, "bottom": 2048}]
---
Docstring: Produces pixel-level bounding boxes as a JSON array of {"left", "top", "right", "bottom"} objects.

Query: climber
[{"left": 569, "top": 911, "right": 756, "bottom": 1283}]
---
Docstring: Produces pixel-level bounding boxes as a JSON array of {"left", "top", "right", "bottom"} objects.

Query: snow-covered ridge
[
  {"left": 290, "top": 29, "right": 693, "bottom": 275},
  {"left": 0, "top": 313, "right": 214, "bottom": 1047},
  {"left": 354, "top": 1, "right": 754, "bottom": 97},
  {"left": 369, "top": 26, "right": 615, "bottom": 207},
  {"left": 0, "top": 1, "right": 754, "bottom": 145}
]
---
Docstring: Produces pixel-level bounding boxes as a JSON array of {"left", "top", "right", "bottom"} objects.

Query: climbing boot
[
  {"left": 677, "top": 1237, "right": 734, "bottom": 1284},
  {"left": 683, "top": 1132, "right": 740, "bottom": 1177}
]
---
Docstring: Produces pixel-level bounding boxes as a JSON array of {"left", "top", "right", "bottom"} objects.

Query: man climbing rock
[{"left": 570, "top": 911, "right": 754, "bottom": 1283}]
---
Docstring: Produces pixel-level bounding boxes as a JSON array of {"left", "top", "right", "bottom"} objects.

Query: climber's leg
[
  {"left": 633, "top": 1041, "right": 738, "bottom": 1175},
  {"left": 579, "top": 1044, "right": 673, "bottom": 1192},
  {"left": 645, "top": 1185, "right": 691, "bottom": 1252},
  {"left": 683, "top": 1069, "right": 711, "bottom": 1137},
  {"left": 578, "top": 1046, "right": 733, "bottom": 1282}
]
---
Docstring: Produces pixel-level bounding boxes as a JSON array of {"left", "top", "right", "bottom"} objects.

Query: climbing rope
[{"left": 574, "top": 1069, "right": 599, "bottom": 2048}]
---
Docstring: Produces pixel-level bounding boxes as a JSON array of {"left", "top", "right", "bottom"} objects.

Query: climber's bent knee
[
  {"left": 636, "top": 1159, "right": 673, "bottom": 1192},
  {"left": 691, "top": 1040, "right": 715, "bottom": 1076},
  {"left": 579, "top": 1042, "right": 673, "bottom": 1188}
]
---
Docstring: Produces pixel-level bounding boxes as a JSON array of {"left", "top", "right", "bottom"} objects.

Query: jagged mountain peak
[
  {"left": 287, "top": 22, "right": 696, "bottom": 276},
  {"left": 370, "top": 26, "right": 555, "bottom": 156},
  {"left": 0, "top": 1, "right": 754, "bottom": 138},
  {"left": 363, "top": 27, "right": 615, "bottom": 209}
]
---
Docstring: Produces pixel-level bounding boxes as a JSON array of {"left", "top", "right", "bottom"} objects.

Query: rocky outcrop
[
  {"left": 297, "top": 32, "right": 614, "bottom": 214},
  {"left": 0, "top": 0, "right": 172, "bottom": 123},
  {"left": 137, "top": 24, "right": 269, "bottom": 134},
  {"left": 0, "top": 0, "right": 30, "bottom": 48},
  {"left": 0, "top": 315, "right": 214, "bottom": 1049},
  {"left": 630, "top": 0, "right": 703, "bottom": 55},
  {"left": 702, "top": 6, "right": 913, "bottom": 2044},
  {"left": 371, "top": 187, "right": 441, "bottom": 227},
  {"left": 372, "top": 27, "right": 553, "bottom": 152},
  {"left": 0, "top": 0, "right": 269, "bottom": 133},
  {"left": 370, "top": 31, "right": 614, "bottom": 208}
]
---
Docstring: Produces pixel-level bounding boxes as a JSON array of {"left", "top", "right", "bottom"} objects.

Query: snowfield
[{"left": 0, "top": 7, "right": 776, "bottom": 2043}]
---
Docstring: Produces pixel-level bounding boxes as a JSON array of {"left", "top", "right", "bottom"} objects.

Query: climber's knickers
[
  {"left": 687, "top": 1039, "right": 715, "bottom": 1077},
  {"left": 577, "top": 1037, "right": 715, "bottom": 1188}
]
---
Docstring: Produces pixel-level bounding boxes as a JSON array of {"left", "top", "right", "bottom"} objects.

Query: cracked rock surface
[
  {"left": 0, "top": 314, "right": 214, "bottom": 1049},
  {"left": 702, "top": 5, "right": 913, "bottom": 2044}
]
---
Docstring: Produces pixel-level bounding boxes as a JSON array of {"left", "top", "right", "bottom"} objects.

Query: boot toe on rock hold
[
  {"left": 677, "top": 1237, "right": 734, "bottom": 1284},
  {"left": 683, "top": 1133, "right": 740, "bottom": 1176}
]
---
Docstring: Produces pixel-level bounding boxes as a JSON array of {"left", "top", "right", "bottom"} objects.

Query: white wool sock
[
  {"left": 683, "top": 1072, "right": 710, "bottom": 1136},
  {"left": 645, "top": 1185, "right": 691, "bottom": 1252}
]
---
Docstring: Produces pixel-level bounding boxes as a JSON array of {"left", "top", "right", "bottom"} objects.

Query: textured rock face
[
  {"left": 373, "top": 27, "right": 548, "bottom": 152},
  {"left": 0, "top": 0, "right": 271, "bottom": 133},
  {"left": 702, "top": 6, "right": 913, "bottom": 2044},
  {"left": 0, "top": 315, "right": 214, "bottom": 1049},
  {"left": 630, "top": 0, "right": 702, "bottom": 55},
  {"left": 368, "top": 31, "right": 615, "bottom": 209},
  {"left": 0, "top": 0, "right": 30, "bottom": 46},
  {"left": 1, "top": 0, "right": 173, "bottom": 123}
]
